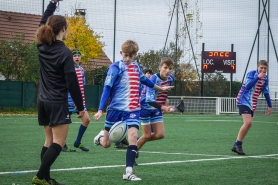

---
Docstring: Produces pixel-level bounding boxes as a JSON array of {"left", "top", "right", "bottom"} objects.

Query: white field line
[
  {"left": 117, "top": 150, "right": 233, "bottom": 157},
  {"left": 118, "top": 150, "right": 278, "bottom": 159},
  {"left": 1, "top": 153, "right": 278, "bottom": 175},
  {"left": 0, "top": 117, "right": 276, "bottom": 124}
]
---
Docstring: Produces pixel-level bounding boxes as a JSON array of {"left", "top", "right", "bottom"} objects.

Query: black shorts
[
  {"left": 38, "top": 100, "right": 72, "bottom": 127},
  {"left": 237, "top": 105, "right": 253, "bottom": 117}
]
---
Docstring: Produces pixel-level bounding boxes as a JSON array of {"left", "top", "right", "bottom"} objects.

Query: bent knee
[
  {"left": 142, "top": 134, "right": 152, "bottom": 140},
  {"left": 155, "top": 133, "right": 165, "bottom": 139},
  {"left": 82, "top": 118, "right": 90, "bottom": 126},
  {"left": 158, "top": 134, "right": 165, "bottom": 139},
  {"left": 102, "top": 143, "right": 111, "bottom": 148}
]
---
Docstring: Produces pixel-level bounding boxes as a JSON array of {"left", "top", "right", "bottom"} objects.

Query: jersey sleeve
[
  {"left": 263, "top": 76, "right": 270, "bottom": 94},
  {"left": 40, "top": 1, "right": 57, "bottom": 26},
  {"left": 145, "top": 75, "right": 158, "bottom": 103},
  {"left": 169, "top": 74, "right": 175, "bottom": 85},
  {"left": 104, "top": 64, "right": 119, "bottom": 87},
  {"left": 244, "top": 71, "right": 259, "bottom": 90}
]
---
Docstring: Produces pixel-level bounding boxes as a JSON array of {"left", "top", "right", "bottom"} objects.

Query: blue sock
[
  {"left": 75, "top": 124, "right": 87, "bottom": 144},
  {"left": 235, "top": 140, "right": 242, "bottom": 146},
  {"left": 126, "top": 145, "right": 137, "bottom": 167}
]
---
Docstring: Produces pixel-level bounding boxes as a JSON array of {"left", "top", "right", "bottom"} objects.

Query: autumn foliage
[{"left": 64, "top": 15, "right": 104, "bottom": 63}]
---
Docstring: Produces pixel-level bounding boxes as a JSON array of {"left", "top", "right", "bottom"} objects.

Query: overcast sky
[{"left": 1, "top": 0, "right": 278, "bottom": 95}]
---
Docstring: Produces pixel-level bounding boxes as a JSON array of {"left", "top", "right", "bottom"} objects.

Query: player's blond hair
[{"left": 121, "top": 40, "right": 139, "bottom": 56}]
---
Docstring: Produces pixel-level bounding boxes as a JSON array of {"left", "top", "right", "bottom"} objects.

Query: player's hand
[
  {"left": 161, "top": 105, "right": 175, "bottom": 113},
  {"left": 160, "top": 86, "right": 174, "bottom": 91},
  {"left": 94, "top": 110, "right": 103, "bottom": 121},
  {"left": 266, "top": 107, "right": 272, "bottom": 116},
  {"left": 258, "top": 72, "right": 266, "bottom": 79},
  {"left": 74, "top": 104, "right": 77, "bottom": 110},
  {"left": 77, "top": 110, "right": 85, "bottom": 118}
]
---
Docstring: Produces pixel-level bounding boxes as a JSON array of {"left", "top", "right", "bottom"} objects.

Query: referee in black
[{"left": 32, "top": 1, "right": 85, "bottom": 184}]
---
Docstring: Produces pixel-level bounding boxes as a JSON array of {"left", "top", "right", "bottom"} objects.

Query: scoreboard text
[{"left": 201, "top": 51, "right": 236, "bottom": 73}]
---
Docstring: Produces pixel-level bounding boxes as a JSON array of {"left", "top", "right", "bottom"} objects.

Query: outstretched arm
[
  {"left": 141, "top": 78, "right": 174, "bottom": 91},
  {"left": 39, "top": 0, "right": 59, "bottom": 26}
]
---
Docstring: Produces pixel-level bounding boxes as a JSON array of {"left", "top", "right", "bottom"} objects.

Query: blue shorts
[
  {"left": 140, "top": 109, "right": 163, "bottom": 125},
  {"left": 105, "top": 110, "right": 140, "bottom": 131},
  {"left": 238, "top": 105, "right": 253, "bottom": 117}
]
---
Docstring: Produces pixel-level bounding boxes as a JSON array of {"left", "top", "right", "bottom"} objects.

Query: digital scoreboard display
[{"left": 201, "top": 51, "right": 236, "bottom": 73}]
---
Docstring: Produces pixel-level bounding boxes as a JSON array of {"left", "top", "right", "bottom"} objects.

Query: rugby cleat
[
  {"left": 231, "top": 145, "right": 245, "bottom": 155},
  {"left": 74, "top": 143, "right": 89, "bottom": 152},
  {"left": 32, "top": 176, "right": 50, "bottom": 185},
  {"left": 123, "top": 172, "right": 141, "bottom": 181},
  {"left": 48, "top": 178, "right": 65, "bottom": 185},
  {"left": 94, "top": 130, "right": 104, "bottom": 146}
]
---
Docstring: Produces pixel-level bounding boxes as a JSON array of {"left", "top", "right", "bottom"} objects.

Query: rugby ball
[{"left": 108, "top": 121, "right": 128, "bottom": 143}]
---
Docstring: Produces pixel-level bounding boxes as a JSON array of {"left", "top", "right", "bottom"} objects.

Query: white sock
[{"left": 126, "top": 167, "right": 132, "bottom": 173}]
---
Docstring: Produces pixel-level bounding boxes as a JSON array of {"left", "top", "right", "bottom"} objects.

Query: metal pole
[
  {"left": 42, "top": 0, "right": 44, "bottom": 15},
  {"left": 163, "top": 0, "right": 177, "bottom": 55},
  {"left": 230, "top": 44, "right": 234, "bottom": 97},
  {"left": 175, "top": 0, "right": 179, "bottom": 96},
  {"left": 201, "top": 43, "right": 204, "bottom": 97},
  {"left": 113, "top": 0, "right": 116, "bottom": 63},
  {"left": 257, "top": 0, "right": 260, "bottom": 64},
  {"left": 267, "top": 0, "right": 270, "bottom": 75},
  {"left": 179, "top": 0, "right": 200, "bottom": 81},
  {"left": 241, "top": 0, "right": 268, "bottom": 84}
]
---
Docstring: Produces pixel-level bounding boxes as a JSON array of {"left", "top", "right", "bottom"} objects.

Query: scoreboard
[{"left": 201, "top": 51, "right": 236, "bottom": 73}]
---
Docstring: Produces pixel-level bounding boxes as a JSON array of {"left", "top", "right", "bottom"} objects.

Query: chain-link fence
[{"left": 1, "top": 0, "right": 277, "bottom": 97}]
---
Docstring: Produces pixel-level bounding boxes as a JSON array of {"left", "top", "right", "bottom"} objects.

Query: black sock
[
  {"left": 36, "top": 143, "right": 62, "bottom": 180},
  {"left": 40, "top": 146, "right": 50, "bottom": 180},
  {"left": 126, "top": 145, "right": 138, "bottom": 167},
  {"left": 40, "top": 146, "right": 48, "bottom": 161}
]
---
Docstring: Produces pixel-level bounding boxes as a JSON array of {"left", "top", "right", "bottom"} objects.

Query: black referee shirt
[{"left": 37, "top": 41, "right": 84, "bottom": 111}]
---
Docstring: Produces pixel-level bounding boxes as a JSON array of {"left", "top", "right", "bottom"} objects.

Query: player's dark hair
[
  {"left": 144, "top": 69, "right": 153, "bottom": 75},
  {"left": 258, "top": 60, "right": 268, "bottom": 67},
  {"left": 160, "top": 57, "right": 174, "bottom": 67},
  {"left": 36, "top": 15, "right": 67, "bottom": 46}
]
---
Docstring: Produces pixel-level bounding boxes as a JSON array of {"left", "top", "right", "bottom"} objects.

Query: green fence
[
  {"left": 0, "top": 81, "right": 103, "bottom": 110},
  {"left": 84, "top": 85, "right": 103, "bottom": 110},
  {"left": 0, "top": 81, "right": 36, "bottom": 108}
]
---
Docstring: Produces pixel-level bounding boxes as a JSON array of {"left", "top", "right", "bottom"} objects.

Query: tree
[
  {"left": 136, "top": 42, "right": 199, "bottom": 95},
  {"left": 85, "top": 66, "right": 108, "bottom": 85},
  {"left": 136, "top": 50, "right": 161, "bottom": 73},
  {"left": 21, "top": 42, "right": 40, "bottom": 83},
  {"left": 0, "top": 34, "right": 39, "bottom": 82},
  {"left": 166, "top": 0, "right": 202, "bottom": 75},
  {"left": 136, "top": 42, "right": 183, "bottom": 73},
  {"left": 64, "top": 15, "right": 104, "bottom": 63}
]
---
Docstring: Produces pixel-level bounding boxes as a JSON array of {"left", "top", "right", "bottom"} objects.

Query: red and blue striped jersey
[
  {"left": 105, "top": 60, "right": 147, "bottom": 111},
  {"left": 140, "top": 73, "right": 174, "bottom": 110},
  {"left": 68, "top": 66, "right": 86, "bottom": 111},
  {"left": 236, "top": 70, "right": 270, "bottom": 111}
]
